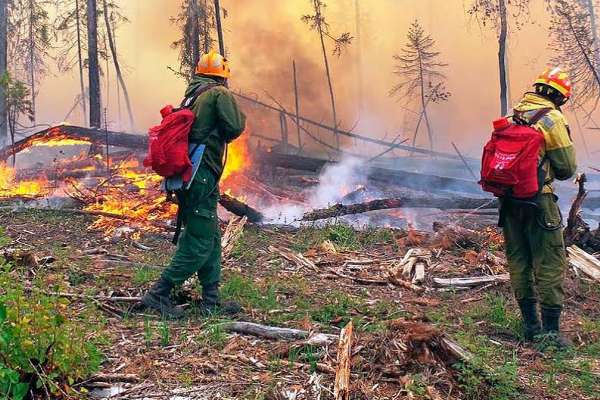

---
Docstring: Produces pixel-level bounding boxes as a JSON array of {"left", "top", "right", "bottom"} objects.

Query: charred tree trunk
[
  {"left": 302, "top": 196, "right": 498, "bottom": 221},
  {"left": 102, "top": 0, "right": 135, "bottom": 130},
  {"left": 189, "top": 0, "right": 201, "bottom": 74},
  {"left": 86, "top": 0, "right": 101, "bottom": 128},
  {"left": 317, "top": 11, "right": 340, "bottom": 150},
  {"left": 498, "top": 0, "right": 509, "bottom": 116},
  {"left": 75, "top": 0, "right": 88, "bottom": 126},
  {"left": 586, "top": 0, "right": 600, "bottom": 73},
  {"left": 28, "top": 0, "right": 35, "bottom": 122},
  {"left": 213, "top": 0, "right": 225, "bottom": 55},
  {"left": 0, "top": 0, "right": 7, "bottom": 144}
]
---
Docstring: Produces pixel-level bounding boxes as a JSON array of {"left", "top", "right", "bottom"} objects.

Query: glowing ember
[
  {"left": 29, "top": 138, "right": 91, "bottom": 147},
  {"left": 0, "top": 163, "right": 49, "bottom": 197}
]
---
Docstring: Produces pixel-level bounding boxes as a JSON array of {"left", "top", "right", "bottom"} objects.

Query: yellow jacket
[{"left": 512, "top": 93, "right": 577, "bottom": 194}]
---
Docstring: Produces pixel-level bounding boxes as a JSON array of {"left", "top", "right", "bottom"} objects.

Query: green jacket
[
  {"left": 184, "top": 75, "right": 246, "bottom": 178},
  {"left": 512, "top": 93, "right": 577, "bottom": 194}
]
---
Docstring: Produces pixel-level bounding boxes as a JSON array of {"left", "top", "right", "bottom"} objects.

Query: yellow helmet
[
  {"left": 534, "top": 67, "right": 572, "bottom": 98},
  {"left": 195, "top": 50, "right": 231, "bottom": 79}
]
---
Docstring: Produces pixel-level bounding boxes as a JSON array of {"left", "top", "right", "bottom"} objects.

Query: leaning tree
[
  {"left": 390, "top": 20, "right": 450, "bottom": 152},
  {"left": 302, "top": 0, "right": 352, "bottom": 150}
]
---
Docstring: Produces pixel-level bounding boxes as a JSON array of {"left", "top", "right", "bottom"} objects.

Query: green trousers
[
  {"left": 501, "top": 193, "right": 567, "bottom": 308},
  {"left": 162, "top": 166, "right": 221, "bottom": 287}
]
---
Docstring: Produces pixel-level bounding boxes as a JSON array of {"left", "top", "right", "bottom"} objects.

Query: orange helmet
[
  {"left": 195, "top": 50, "right": 231, "bottom": 79},
  {"left": 534, "top": 67, "right": 572, "bottom": 98}
]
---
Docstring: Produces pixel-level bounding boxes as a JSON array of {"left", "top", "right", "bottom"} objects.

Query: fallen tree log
[
  {"left": 432, "top": 274, "right": 510, "bottom": 288},
  {"left": 260, "top": 150, "right": 482, "bottom": 194},
  {"left": 0, "top": 125, "right": 147, "bottom": 161},
  {"left": 301, "top": 196, "right": 497, "bottom": 221},
  {"left": 219, "top": 193, "right": 264, "bottom": 223},
  {"left": 567, "top": 245, "right": 600, "bottom": 281},
  {"left": 220, "top": 321, "right": 336, "bottom": 344}
]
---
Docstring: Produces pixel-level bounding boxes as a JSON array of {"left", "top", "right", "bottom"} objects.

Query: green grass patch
[
  {"left": 133, "top": 265, "right": 161, "bottom": 285},
  {"left": 466, "top": 294, "right": 522, "bottom": 339},
  {"left": 230, "top": 227, "right": 270, "bottom": 264}
]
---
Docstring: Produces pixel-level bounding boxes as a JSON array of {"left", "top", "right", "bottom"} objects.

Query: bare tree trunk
[
  {"left": 102, "top": 0, "right": 134, "bottom": 130},
  {"left": 202, "top": 0, "right": 210, "bottom": 53},
  {"left": 213, "top": 0, "right": 225, "bottom": 55},
  {"left": 498, "top": 0, "right": 509, "bottom": 116},
  {"left": 28, "top": 0, "right": 35, "bottom": 122},
  {"left": 189, "top": 0, "right": 200, "bottom": 74},
  {"left": 316, "top": 9, "right": 339, "bottom": 150},
  {"left": 0, "top": 0, "right": 7, "bottom": 144},
  {"left": 586, "top": 0, "right": 600, "bottom": 72},
  {"left": 417, "top": 53, "right": 434, "bottom": 151},
  {"left": 355, "top": 0, "right": 362, "bottom": 115},
  {"left": 87, "top": 0, "right": 101, "bottom": 128},
  {"left": 293, "top": 60, "right": 302, "bottom": 151},
  {"left": 75, "top": 0, "right": 87, "bottom": 126}
]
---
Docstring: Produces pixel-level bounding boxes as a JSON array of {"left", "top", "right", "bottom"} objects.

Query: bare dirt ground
[{"left": 1, "top": 208, "right": 599, "bottom": 400}]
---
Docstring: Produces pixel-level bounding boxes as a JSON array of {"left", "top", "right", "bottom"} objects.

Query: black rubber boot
[
  {"left": 537, "top": 306, "right": 572, "bottom": 350},
  {"left": 518, "top": 299, "right": 541, "bottom": 341},
  {"left": 198, "top": 282, "right": 242, "bottom": 316},
  {"left": 141, "top": 277, "right": 184, "bottom": 319}
]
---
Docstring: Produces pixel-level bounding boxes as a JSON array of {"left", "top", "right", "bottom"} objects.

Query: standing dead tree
[
  {"left": 86, "top": 0, "right": 101, "bottom": 127},
  {"left": 468, "top": 0, "right": 530, "bottom": 116},
  {"left": 101, "top": 0, "right": 134, "bottom": 130},
  {"left": 0, "top": 0, "right": 7, "bottom": 143},
  {"left": 302, "top": 0, "right": 352, "bottom": 150},
  {"left": 171, "top": 0, "right": 214, "bottom": 80},
  {"left": 390, "top": 20, "right": 449, "bottom": 152},
  {"left": 549, "top": 0, "right": 600, "bottom": 109}
]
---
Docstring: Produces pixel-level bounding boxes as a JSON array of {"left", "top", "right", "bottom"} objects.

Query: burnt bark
[
  {"left": 0, "top": 0, "right": 7, "bottom": 143},
  {"left": 86, "top": 0, "right": 101, "bottom": 127},
  {"left": 219, "top": 192, "right": 263, "bottom": 223},
  {"left": 0, "top": 125, "right": 147, "bottom": 161},
  {"left": 213, "top": 0, "right": 225, "bottom": 55},
  {"left": 498, "top": 0, "right": 509, "bottom": 116},
  {"left": 302, "top": 196, "right": 498, "bottom": 221}
]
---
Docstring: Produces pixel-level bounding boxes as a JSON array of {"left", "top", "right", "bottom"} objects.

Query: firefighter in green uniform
[
  {"left": 142, "top": 51, "right": 246, "bottom": 318},
  {"left": 502, "top": 67, "right": 577, "bottom": 347}
]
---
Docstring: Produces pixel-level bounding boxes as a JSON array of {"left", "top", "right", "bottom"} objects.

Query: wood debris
[
  {"left": 567, "top": 245, "right": 600, "bottom": 281},
  {"left": 433, "top": 274, "right": 510, "bottom": 288},
  {"left": 221, "top": 216, "right": 248, "bottom": 257},
  {"left": 334, "top": 321, "right": 353, "bottom": 400}
]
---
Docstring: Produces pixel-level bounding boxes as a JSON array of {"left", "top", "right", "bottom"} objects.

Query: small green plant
[
  {"left": 133, "top": 265, "right": 160, "bottom": 285},
  {"left": 468, "top": 294, "right": 522, "bottom": 339},
  {"left": 143, "top": 317, "right": 153, "bottom": 347},
  {"left": 325, "top": 223, "right": 359, "bottom": 250},
  {"left": 310, "top": 291, "right": 356, "bottom": 325},
  {"left": 0, "top": 265, "right": 102, "bottom": 399},
  {"left": 197, "top": 323, "right": 227, "bottom": 349},
  {"left": 405, "top": 374, "right": 428, "bottom": 396},
  {"left": 159, "top": 321, "right": 170, "bottom": 347}
]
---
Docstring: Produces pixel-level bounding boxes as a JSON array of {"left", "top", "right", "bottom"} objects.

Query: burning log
[
  {"left": 260, "top": 149, "right": 483, "bottom": 194},
  {"left": 0, "top": 125, "right": 147, "bottom": 161},
  {"left": 219, "top": 193, "right": 264, "bottom": 223},
  {"left": 301, "top": 196, "right": 497, "bottom": 221}
]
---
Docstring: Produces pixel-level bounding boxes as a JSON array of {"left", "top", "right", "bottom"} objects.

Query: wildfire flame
[{"left": 0, "top": 163, "right": 49, "bottom": 197}]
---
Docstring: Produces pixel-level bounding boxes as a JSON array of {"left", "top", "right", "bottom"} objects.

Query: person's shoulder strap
[
  {"left": 180, "top": 83, "right": 223, "bottom": 109},
  {"left": 513, "top": 107, "right": 553, "bottom": 127}
]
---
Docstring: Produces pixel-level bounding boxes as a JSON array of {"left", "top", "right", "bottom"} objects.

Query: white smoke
[{"left": 262, "top": 155, "right": 370, "bottom": 224}]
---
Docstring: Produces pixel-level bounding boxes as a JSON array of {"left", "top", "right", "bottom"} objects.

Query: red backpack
[
  {"left": 479, "top": 108, "right": 550, "bottom": 199},
  {"left": 143, "top": 84, "right": 218, "bottom": 181}
]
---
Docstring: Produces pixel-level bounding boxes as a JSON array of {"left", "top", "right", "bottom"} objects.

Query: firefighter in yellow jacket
[{"left": 503, "top": 67, "right": 577, "bottom": 348}]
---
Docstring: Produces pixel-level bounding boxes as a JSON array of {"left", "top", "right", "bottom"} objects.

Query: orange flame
[{"left": 0, "top": 163, "right": 48, "bottom": 197}]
